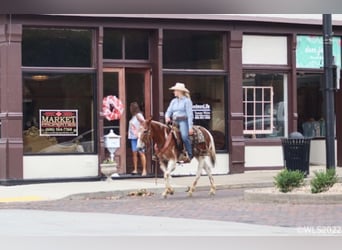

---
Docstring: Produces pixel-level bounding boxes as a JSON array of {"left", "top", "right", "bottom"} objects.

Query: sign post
[{"left": 323, "top": 14, "right": 336, "bottom": 170}]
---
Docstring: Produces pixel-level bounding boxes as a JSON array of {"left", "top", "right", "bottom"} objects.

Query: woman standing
[
  {"left": 128, "top": 102, "right": 147, "bottom": 176},
  {"left": 165, "top": 82, "right": 194, "bottom": 163}
]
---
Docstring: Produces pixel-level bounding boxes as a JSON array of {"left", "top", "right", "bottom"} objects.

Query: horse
[{"left": 137, "top": 118, "right": 216, "bottom": 198}]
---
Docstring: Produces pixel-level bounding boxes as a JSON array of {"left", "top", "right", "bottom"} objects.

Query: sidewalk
[{"left": 0, "top": 166, "right": 341, "bottom": 203}]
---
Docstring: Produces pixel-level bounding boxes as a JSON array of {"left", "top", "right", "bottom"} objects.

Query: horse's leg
[
  {"left": 203, "top": 158, "right": 216, "bottom": 196},
  {"left": 159, "top": 162, "right": 169, "bottom": 198},
  {"left": 162, "top": 160, "right": 176, "bottom": 198},
  {"left": 188, "top": 156, "right": 204, "bottom": 197}
]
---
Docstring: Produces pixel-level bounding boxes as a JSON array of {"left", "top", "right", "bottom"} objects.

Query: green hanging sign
[{"left": 296, "top": 35, "right": 341, "bottom": 68}]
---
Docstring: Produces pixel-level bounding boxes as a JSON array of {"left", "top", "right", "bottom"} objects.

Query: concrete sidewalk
[{"left": 0, "top": 165, "right": 341, "bottom": 203}]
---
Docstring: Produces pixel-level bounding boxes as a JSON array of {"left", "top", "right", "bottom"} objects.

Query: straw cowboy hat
[{"left": 169, "top": 82, "right": 190, "bottom": 93}]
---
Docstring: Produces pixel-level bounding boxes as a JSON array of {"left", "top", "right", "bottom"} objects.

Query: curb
[
  {"left": 244, "top": 189, "right": 342, "bottom": 204},
  {"left": 64, "top": 181, "right": 275, "bottom": 200},
  {"left": 244, "top": 179, "right": 342, "bottom": 204}
]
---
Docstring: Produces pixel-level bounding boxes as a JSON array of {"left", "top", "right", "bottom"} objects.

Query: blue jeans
[{"left": 177, "top": 120, "right": 192, "bottom": 158}]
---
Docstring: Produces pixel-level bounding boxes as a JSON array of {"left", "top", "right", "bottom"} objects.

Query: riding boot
[{"left": 178, "top": 151, "right": 192, "bottom": 164}]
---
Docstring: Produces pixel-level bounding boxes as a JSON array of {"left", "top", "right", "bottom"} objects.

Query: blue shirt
[{"left": 165, "top": 96, "right": 193, "bottom": 128}]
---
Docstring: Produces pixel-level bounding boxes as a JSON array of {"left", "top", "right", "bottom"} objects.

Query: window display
[
  {"left": 297, "top": 74, "right": 325, "bottom": 137},
  {"left": 23, "top": 73, "right": 96, "bottom": 154}
]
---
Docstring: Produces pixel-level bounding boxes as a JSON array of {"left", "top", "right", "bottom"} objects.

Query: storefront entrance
[{"left": 103, "top": 68, "right": 151, "bottom": 175}]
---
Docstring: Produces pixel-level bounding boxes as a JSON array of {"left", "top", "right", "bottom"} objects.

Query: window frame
[
  {"left": 162, "top": 70, "right": 229, "bottom": 152},
  {"left": 22, "top": 27, "right": 95, "bottom": 68},
  {"left": 243, "top": 86, "right": 274, "bottom": 135},
  {"left": 103, "top": 28, "right": 151, "bottom": 61},
  {"left": 22, "top": 26, "right": 98, "bottom": 155},
  {"left": 163, "top": 30, "right": 226, "bottom": 70},
  {"left": 242, "top": 72, "right": 289, "bottom": 140},
  {"left": 22, "top": 69, "right": 98, "bottom": 155}
]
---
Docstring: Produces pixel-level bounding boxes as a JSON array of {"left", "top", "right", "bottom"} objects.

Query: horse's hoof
[
  {"left": 162, "top": 193, "right": 168, "bottom": 199},
  {"left": 188, "top": 192, "right": 193, "bottom": 197},
  {"left": 209, "top": 190, "right": 216, "bottom": 196}
]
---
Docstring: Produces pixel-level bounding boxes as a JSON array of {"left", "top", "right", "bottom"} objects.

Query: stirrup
[{"left": 177, "top": 152, "right": 192, "bottom": 164}]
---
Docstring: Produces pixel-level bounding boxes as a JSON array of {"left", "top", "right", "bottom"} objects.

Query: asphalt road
[{"left": 1, "top": 188, "right": 342, "bottom": 229}]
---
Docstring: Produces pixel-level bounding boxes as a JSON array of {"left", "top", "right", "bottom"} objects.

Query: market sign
[
  {"left": 39, "top": 110, "right": 78, "bottom": 136},
  {"left": 296, "top": 35, "right": 341, "bottom": 68},
  {"left": 193, "top": 104, "right": 211, "bottom": 120}
]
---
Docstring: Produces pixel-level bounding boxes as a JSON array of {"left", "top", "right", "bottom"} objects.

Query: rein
[
  {"left": 154, "top": 131, "right": 173, "bottom": 159},
  {"left": 145, "top": 121, "right": 175, "bottom": 161}
]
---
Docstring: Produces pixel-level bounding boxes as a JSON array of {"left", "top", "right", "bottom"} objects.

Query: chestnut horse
[{"left": 137, "top": 118, "right": 216, "bottom": 198}]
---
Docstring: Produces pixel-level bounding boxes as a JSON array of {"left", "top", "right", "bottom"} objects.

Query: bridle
[{"left": 139, "top": 125, "right": 151, "bottom": 145}]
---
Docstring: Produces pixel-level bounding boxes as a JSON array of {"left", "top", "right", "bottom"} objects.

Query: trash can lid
[{"left": 289, "top": 132, "right": 304, "bottom": 139}]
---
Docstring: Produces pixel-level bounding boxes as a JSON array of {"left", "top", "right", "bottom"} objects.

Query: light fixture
[{"left": 31, "top": 75, "right": 49, "bottom": 81}]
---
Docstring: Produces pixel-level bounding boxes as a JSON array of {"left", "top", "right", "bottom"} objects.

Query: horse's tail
[
  {"left": 203, "top": 127, "right": 216, "bottom": 167},
  {"left": 209, "top": 133, "right": 216, "bottom": 167}
]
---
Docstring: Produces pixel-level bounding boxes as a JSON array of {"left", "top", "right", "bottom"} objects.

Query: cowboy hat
[{"left": 169, "top": 82, "right": 189, "bottom": 93}]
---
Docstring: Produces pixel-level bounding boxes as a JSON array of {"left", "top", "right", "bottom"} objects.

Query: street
[{"left": 1, "top": 188, "right": 342, "bottom": 230}]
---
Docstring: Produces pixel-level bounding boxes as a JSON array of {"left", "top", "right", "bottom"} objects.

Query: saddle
[{"left": 170, "top": 124, "right": 207, "bottom": 157}]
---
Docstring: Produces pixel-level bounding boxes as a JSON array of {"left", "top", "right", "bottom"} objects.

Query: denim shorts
[{"left": 130, "top": 139, "right": 145, "bottom": 153}]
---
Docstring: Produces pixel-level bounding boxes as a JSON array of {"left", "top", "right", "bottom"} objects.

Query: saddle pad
[{"left": 193, "top": 126, "right": 205, "bottom": 144}]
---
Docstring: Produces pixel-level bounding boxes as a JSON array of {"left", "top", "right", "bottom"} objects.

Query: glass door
[
  {"left": 103, "top": 68, "right": 125, "bottom": 171},
  {"left": 103, "top": 68, "right": 151, "bottom": 175},
  {"left": 125, "top": 68, "right": 151, "bottom": 175}
]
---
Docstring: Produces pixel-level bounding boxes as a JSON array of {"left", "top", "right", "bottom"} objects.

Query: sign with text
[
  {"left": 296, "top": 35, "right": 341, "bottom": 68},
  {"left": 39, "top": 110, "right": 78, "bottom": 136},
  {"left": 193, "top": 104, "right": 211, "bottom": 120}
]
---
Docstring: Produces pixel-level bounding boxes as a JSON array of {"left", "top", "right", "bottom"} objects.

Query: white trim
[
  {"left": 245, "top": 146, "right": 283, "bottom": 167},
  {"left": 24, "top": 155, "right": 99, "bottom": 179}
]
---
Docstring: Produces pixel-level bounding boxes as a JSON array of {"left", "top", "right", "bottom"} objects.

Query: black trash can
[{"left": 281, "top": 132, "right": 311, "bottom": 176}]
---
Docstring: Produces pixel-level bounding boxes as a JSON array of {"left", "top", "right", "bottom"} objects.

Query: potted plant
[{"left": 100, "top": 158, "right": 118, "bottom": 181}]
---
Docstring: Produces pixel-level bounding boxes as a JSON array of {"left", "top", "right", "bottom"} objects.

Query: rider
[{"left": 165, "top": 82, "right": 194, "bottom": 163}]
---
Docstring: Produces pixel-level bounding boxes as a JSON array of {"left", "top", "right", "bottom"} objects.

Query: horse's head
[{"left": 137, "top": 117, "right": 152, "bottom": 151}]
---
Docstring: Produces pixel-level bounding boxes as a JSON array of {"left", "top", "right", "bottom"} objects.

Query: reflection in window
[
  {"left": 22, "top": 28, "right": 92, "bottom": 67},
  {"left": 163, "top": 30, "right": 224, "bottom": 69},
  {"left": 163, "top": 75, "right": 226, "bottom": 150},
  {"left": 103, "top": 29, "right": 149, "bottom": 60},
  {"left": 23, "top": 73, "right": 95, "bottom": 154},
  {"left": 243, "top": 73, "right": 287, "bottom": 138},
  {"left": 297, "top": 74, "right": 325, "bottom": 138}
]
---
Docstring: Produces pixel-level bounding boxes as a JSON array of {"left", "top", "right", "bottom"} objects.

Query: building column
[
  {"left": 228, "top": 30, "right": 245, "bottom": 174},
  {"left": 151, "top": 28, "right": 164, "bottom": 122},
  {"left": 0, "top": 21, "right": 23, "bottom": 180},
  {"left": 97, "top": 26, "right": 105, "bottom": 172}
]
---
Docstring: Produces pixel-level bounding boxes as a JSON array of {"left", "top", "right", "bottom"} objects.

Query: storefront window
[
  {"left": 297, "top": 73, "right": 325, "bottom": 137},
  {"left": 103, "top": 29, "right": 149, "bottom": 60},
  {"left": 243, "top": 73, "right": 287, "bottom": 139},
  {"left": 103, "top": 72, "right": 120, "bottom": 135},
  {"left": 163, "top": 30, "right": 224, "bottom": 69},
  {"left": 23, "top": 73, "right": 96, "bottom": 154},
  {"left": 22, "top": 28, "right": 92, "bottom": 67},
  {"left": 163, "top": 74, "right": 227, "bottom": 150}
]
